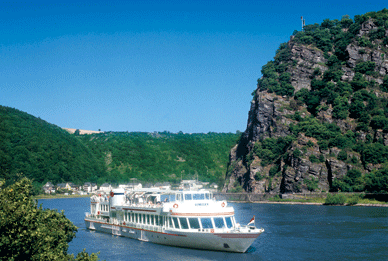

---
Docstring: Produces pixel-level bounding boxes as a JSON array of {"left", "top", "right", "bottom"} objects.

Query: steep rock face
[
  {"left": 245, "top": 92, "right": 293, "bottom": 143},
  {"left": 289, "top": 41, "right": 327, "bottom": 92},
  {"left": 223, "top": 14, "right": 388, "bottom": 194}
]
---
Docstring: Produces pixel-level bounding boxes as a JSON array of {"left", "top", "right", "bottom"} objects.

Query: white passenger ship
[{"left": 84, "top": 188, "right": 264, "bottom": 253}]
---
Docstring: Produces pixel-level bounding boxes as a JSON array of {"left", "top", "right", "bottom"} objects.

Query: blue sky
[{"left": 1, "top": 1, "right": 387, "bottom": 133}]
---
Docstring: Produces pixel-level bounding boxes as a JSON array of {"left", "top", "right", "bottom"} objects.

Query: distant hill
[
  {"left": 224, "top": 9, "right": 388, "bottom": 194},
  {"left": 0, "top": 106, "right": 240, "bottom": 188},
  {"left": 0, "top": 106, "right": 105, "bottom": 187},
  {"left": 76, "top": 131, "right": 239, "bottom": 185}
]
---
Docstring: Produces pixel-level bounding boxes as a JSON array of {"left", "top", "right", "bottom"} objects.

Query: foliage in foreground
[{"left": 0, "top": 178, "right": 100, "bottom": 261}]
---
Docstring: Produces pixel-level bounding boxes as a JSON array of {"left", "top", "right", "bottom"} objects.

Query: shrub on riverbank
[
  {"left": 324, "top": 193, "right": 347, "bottom": 205},
  {"left": 324, "top": 193, "right": 361, "bottom": 205}
]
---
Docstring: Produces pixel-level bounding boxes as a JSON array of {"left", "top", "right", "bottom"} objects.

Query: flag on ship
[{"left": 247, "top": 216, "right": 255, "bottom": 226}]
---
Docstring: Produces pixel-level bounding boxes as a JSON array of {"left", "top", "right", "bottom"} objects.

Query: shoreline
[
  {"left": 34, "top": 194, "right": 91, "bottom": 200},
  {"left": 35, "top": 194, "right": 387, "bottom": 207},
  {"left": 230, "top": 200, "right": 388, "bottom": 207}
]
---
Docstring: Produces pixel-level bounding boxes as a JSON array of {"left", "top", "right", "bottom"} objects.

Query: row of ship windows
[
  {"left": 100, "top": 205, "right": 109, "bottom": 211},
  {"left": 116, "top": 212, "right": 235, "bottom": 230},
  {"left": 178, "top": 193, "right": 211, "bottom": 201}
]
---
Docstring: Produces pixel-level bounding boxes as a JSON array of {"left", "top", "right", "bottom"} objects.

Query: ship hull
[{"left": 85, "top": 218, "right": 263, "bottom": 253}]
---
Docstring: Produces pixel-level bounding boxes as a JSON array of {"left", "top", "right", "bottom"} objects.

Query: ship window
[
  {"left": 214, "top": 217, "right": 225, "bottom": 228},
  {"left": 189, "top": 218, "right": 200, "bottom": 229},
  {"left": 172, "top": 217, "right": 179, "bottom": 229},
  {"left": 225, "top": 217, "right": 233, "bottom": 228},
  {"left": 193, "top": 193, "right": 205, "bottom": 200},
  {"left": 179, "top": 218, "right": 189, "bottom": 229},
  {"left": 185, "top": 194, "right": 192, "bottom": 200},
  {"left": 201, "top": 218, "right": 213, "bottom": 229},
  {"left": 159, "top": 216, "right": 163, "bottom": 226},
  {"left": 177, "top": 194, "right": 181, "bottom": 201},
  {"left": 205, "top": 193, "right": 210, "bottom": 200},
  {"left": 143, "top": 214, "right": 146, "bottom": 224},
  {"left": 151, "top": 215, "right": 154, "bottom": 225},
  {"left": 168, "top": 217, "right": 173, "bottom": 228},
  {"left": 147, "top": 215, "right": 150, "bottom": 224}
]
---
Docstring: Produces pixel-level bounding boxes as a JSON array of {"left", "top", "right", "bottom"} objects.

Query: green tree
[
  {"left": 364, "top": 167, "right": 388, "bottom": 193},
  {"left": 332, "top": 96, "right": 349, "bottom": 119},
  {"left": 0, "top": 178, "right": 100, "bottom": 261},
  {"left": 354, "top": 61, "right": 376, "bottom": 75},
  {"left": 381, "top": 75, "right": 388, "bottom": 92}
]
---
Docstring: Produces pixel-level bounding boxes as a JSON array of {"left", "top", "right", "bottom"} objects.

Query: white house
[
  {"left": 121, "top": 182, "right": 142, "bottom": 190},
  {"left": 43, "top": 182, "right": 56, "bottom": 194},
  {"left": 56, "top": 182, "right": 72, "bottom": 191},
  {"left": 83, "top": 182, "right": 98, "bottom": 193},
  {"left": 99, "top": 183, "right": 112, "bottom": 192},
  {"left": 154, "top": 182, "right": 171, "bottom": 190},
  {"left": 179, "top": 180, "right": 203, "bottom": 190}
]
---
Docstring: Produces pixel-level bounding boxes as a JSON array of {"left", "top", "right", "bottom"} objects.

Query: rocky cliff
[{"left": 223, "top": 10, "right": 388, "bottom": 194}]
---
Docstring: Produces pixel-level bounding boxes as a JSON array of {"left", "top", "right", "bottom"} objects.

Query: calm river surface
[{"left": 39, "top": 198, "right": 388, "bottom": 261}]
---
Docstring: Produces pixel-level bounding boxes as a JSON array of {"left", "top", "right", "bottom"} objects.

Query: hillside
[
  {"left": 0, "top": 106, "right": 105, "bottom": 187},
  {"left": 0, "top": 106, "right": 239, "bottom": 187},
  {"left": 77, "top": 131, "right": 239, "bottom": 185},
  {"left": 223, "top": 9, "right": 388, "bottom": 194}
]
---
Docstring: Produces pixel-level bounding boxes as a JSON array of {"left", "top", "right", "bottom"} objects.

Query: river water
[{"left": 39, "top": 198, "right": 388, "bottom": 261}]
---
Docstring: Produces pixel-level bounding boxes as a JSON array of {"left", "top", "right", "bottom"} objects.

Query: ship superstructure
[{"left": 85, "top": 188, "right": 264, "bottom": 252}]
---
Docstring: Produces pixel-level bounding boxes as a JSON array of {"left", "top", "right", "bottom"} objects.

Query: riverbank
[
  {"left": 34, "top": 194, "right": 91, "bottom": 200},
  {"left": 34, "top": 192, "right": 387, "bottom": 207},
  {"left": 214, "top": 192, "right": 388, "bottom": 207},
  {"left": 240, "top": 200, "right": 388, "bottom": 207}
]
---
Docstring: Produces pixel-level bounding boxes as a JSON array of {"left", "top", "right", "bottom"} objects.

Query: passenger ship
[{"left": 84, "top": 188, "right": 264, "bottom": 253}]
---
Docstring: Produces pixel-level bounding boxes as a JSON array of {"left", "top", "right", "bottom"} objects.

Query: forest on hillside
[
  {"left": 77, "top": 131, "right": 239, "bottom": 185},
  {"left": 0, "top": 106, "right": 106, "bottom": 190},
  {"left": 0, "top": 105, "right": 239, "bottom": 190}
]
